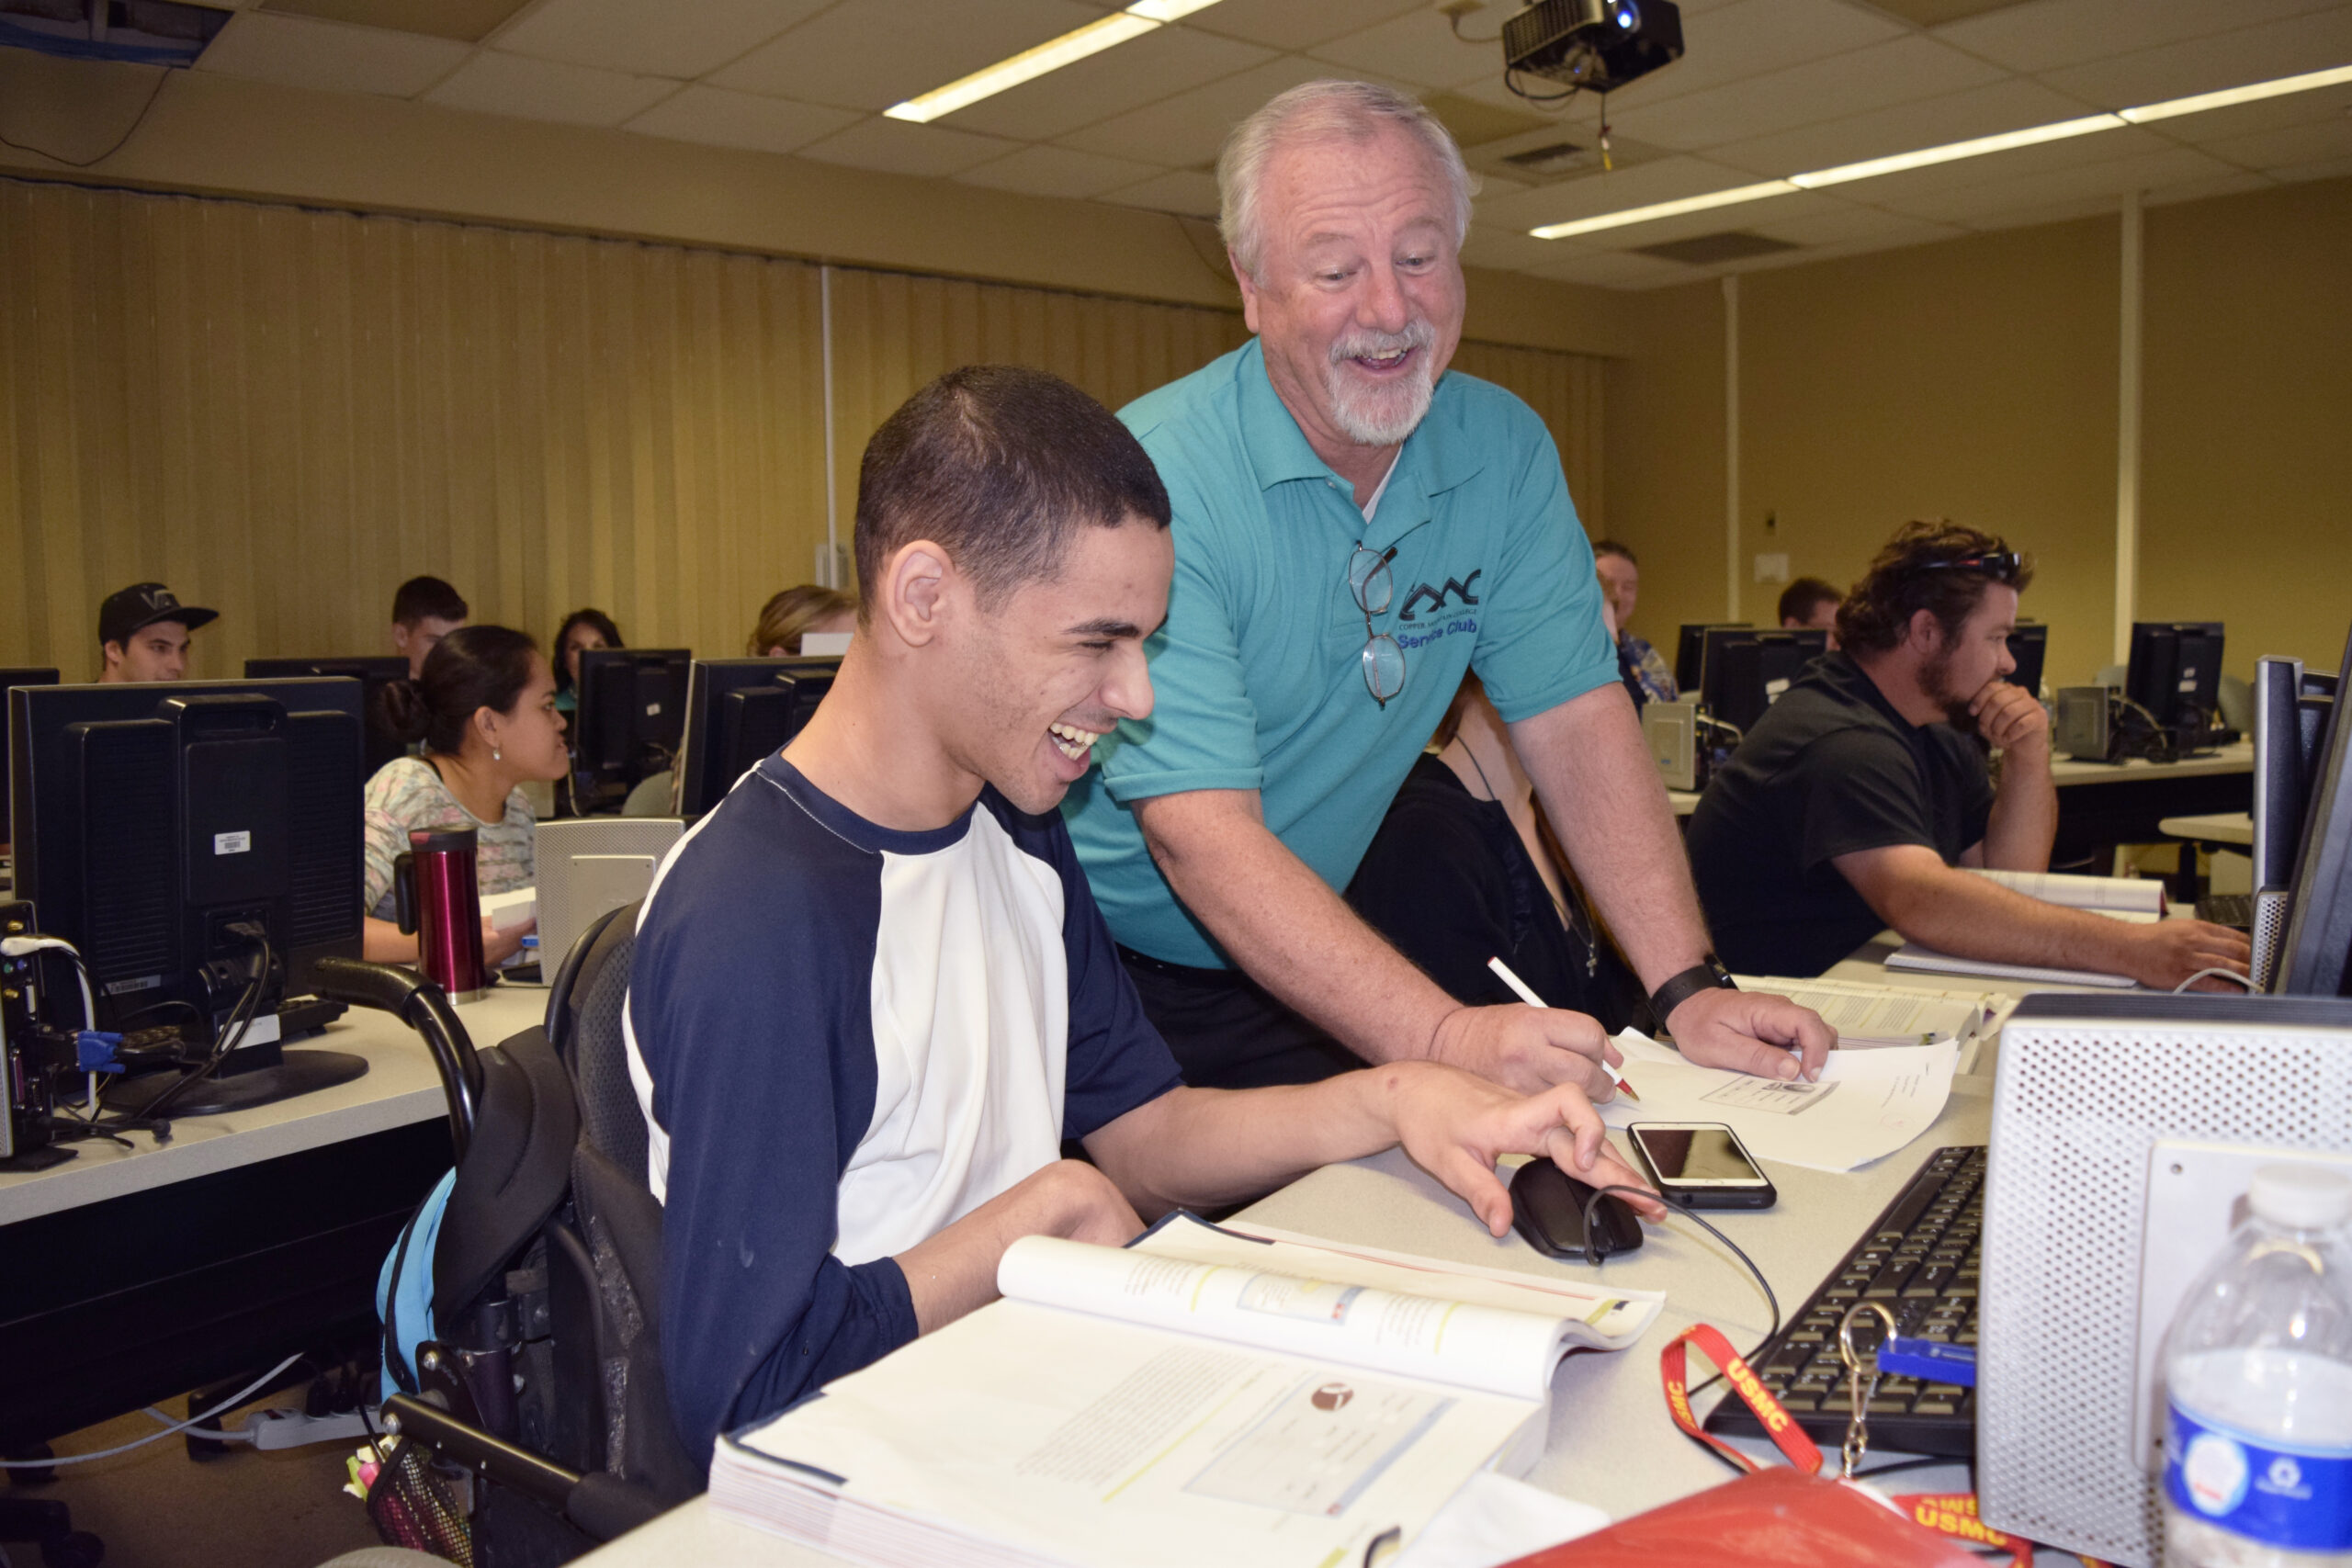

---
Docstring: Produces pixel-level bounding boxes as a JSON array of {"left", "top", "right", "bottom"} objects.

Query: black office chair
[{"left": 335, "top": 904, "right": 697, "bottom": 1564}]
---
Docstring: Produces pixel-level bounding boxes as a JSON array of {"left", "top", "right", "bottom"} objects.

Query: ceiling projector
[{"left": 1502, "top": 0, "right": 1684, "bottom": 94}]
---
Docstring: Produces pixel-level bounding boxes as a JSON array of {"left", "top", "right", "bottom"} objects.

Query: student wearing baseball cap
[{"left": 97, "top": 582, "right": 217, "bottom": 682}]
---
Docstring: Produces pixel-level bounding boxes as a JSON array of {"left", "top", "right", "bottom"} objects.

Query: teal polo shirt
[{"left": 1062, "top": 339, "right": 1617, "bottom": 969}]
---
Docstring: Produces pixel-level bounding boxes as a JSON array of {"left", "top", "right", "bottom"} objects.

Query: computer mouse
[{"left": 1510, "top": 1158, "right": 1646, "bottom": 1262}]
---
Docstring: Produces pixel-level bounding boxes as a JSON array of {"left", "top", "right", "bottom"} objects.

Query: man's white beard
[{"left": 1325, "top": 322, "right": 1437, "bottom": 446}]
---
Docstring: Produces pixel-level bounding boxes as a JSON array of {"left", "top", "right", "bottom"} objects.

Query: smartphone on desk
[{"left": 1629, "top": 1122, "right": 1777, "bottom": 1210}]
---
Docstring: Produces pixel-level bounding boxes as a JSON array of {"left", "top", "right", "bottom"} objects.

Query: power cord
[
  {"left": 2176, "top": 966, "right": 2257, "bottom": 993},
  {"left": 139, "top": 924, "right": 273, "bottom": 1125},
  {"left": 1583, "top": 1181, "right": 1782, "bottom": 1406},
  {"left": 0, "top": 65, "right": 172, "bottom": 169},
  {"left": 0, "top": 1353, "right": 301, "bottom": 1468}
]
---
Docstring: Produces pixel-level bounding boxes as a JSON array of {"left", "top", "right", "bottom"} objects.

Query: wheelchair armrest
[
  {"left": 311, "top": 958, "right": 482, "bottom": 1157},
  {"left": 380, "top": 1394, "right": 673, "bottom": 1544}
]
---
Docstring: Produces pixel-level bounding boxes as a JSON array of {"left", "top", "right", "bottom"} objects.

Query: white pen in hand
[{"left": 1486, "top": 955, "right": 1641, "bottom": 1102}]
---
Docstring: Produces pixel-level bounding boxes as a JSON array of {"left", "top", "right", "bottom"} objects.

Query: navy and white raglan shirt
[{"left": 623, "top": 754, "right": 1184, "bottom": 1462}]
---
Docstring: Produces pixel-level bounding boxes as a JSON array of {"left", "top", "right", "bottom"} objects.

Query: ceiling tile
[
  {"left": 2142, "top": 168, "right": 2278, "bottom": 205},
  {"left": 1711, "top": 75, "right": 2115, "bottom": 177},
  {"left": 624, "top": 84, "right": 860, "bottom": 153},
  {"left": 1603, "top": 34, "right": 2007, "bottom": 152},
  {"left": 491, "top": 0, "right": 827, "bottom": 79},
  {"left": 1527, "top": 249, "right": 1703, "bottom": 288},
  {"left": 2035, "top": 6, "right": 2352, "bottom": 111},
  {"left": 1307, "top": 6, "right": 1501, "bottom": 91},
  {"left": 1932, "top": 0, "right": 2334, "bottom": 74},
  {"left": 195, "top": 11, "right": 470, "bottom": 96},
  {"left": 1864, "top": 142, "right": 2243, "bottom": 222},
  {"left": 1592, "top": 0, "right": 1909, "bottom": 110},
  {"left": 946, "top": 25, "right": 1272, "bottom": 141},
  {"left": 1471, "top": 152, "right": 1772, "bottom": 231},
  {"left": 956, "top": 143, "right": 1168, "bottom": 198},
  {"left": 1056, "top": 55, "right": 1345, "bottom": 165},
  {"left": 2266, "top": 150, "right": 2352, "bottom": 184},
  {"left": 2193, "top": 115, "right": 2352, "bottom": 174},
  {"left": 1460, "top": 222, "right": 1570, "bottom": 270},
  {"left": 1744, "top": 198, "right": 1968, "bottom": 246},
  {"left": 1185, "top": 0, "right": 1420, "bottom": 53},
  {"left": 1102, "top": 168, "right": 1225, "bottom": 217},
  {"left": 709, "top": 0, "right": 1109, "bottom": 112},
  {"left": 259, "top": 0, "right": 528, "bottom": 43},
  {"left": 795, "top": 116, "right": 1024, "bottom": 177},
  {"left": 424, "top": 49, "right": 680, "bottom": 124}
]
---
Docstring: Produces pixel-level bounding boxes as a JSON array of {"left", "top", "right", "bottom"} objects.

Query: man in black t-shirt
[{"left": 1689, "top": 521, "right": 2248, "bottom": 987}]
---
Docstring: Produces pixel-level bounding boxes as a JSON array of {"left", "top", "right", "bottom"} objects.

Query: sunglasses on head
[{"left": 1917, "top": 550, "right": 2022, "bottom": 578}]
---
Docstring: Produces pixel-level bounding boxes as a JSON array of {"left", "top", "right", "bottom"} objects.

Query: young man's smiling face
[{"left": 944, "top": 518, "right": 1171, "bottom": 818}]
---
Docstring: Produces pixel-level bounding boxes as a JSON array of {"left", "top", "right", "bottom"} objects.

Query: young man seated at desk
[
  {"left": 1688, "top": 520, "right": 2249, "bottom": 987},
  {"left": 623, "top": 367, "right": 1659, "bottom": 1464}
]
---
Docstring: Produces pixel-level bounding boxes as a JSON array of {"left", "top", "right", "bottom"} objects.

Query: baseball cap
[{"left": 98, "top": 582, "right": 219, "bottom": 648}]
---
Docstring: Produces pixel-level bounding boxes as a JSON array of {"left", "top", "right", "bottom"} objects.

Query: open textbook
[
  {"left": 1601, "top": 1029, "right": 1956, "bottom": 1172},
  {"left": 709, "top": 1213, "right": 1664, "bottom": 1568}
]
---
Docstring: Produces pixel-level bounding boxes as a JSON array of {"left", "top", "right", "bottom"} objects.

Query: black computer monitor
[
  {"left": 2125, "top": 621, "right": 2226, "bottom": 749},
  {"left": 0, "top": 668, "right": 60, "bottom": 845},
  {"left": 2274, "top": 636, "right": 2352, "bottom": 998},
  {"left": 9, "top": 679, "right": 370, "bottom": 1111},
  {"left": 571, "top": 649, "right": 691, "bottom": 810},
  {"left": 674, "top": 658, "right": 839, "bottom": 818},
  {"left": 2004, "top": 623, "right": 2047, "bottom": 694},
  {"left": 1701, "top": 627, "right": 1826, "bottom": 735},
  {"left": 244, "top": 656, "right": 412, "bottom": 777},
  {"left": 1674, "top": 623, "right": 1750, "bottom": 694}
]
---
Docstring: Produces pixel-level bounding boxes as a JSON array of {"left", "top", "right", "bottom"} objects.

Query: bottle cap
[{"left": 2249, "top": 1163, "right": 2352, "bottom": 1231}]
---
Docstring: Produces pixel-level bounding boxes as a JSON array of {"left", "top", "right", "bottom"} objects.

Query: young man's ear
[
  {"left": 1904, "top": 606, "right": 1945, "bottom": 657},
  {"left": 877, "top": 540, "right": 956, "bottom": 649}
]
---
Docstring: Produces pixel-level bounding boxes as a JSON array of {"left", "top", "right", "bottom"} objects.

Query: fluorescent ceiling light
[
  {"left": 1788, "top": 113, "right": 2123, "bottom": 188},
  {"left": 2120, "top": 61, "right": 2352, "bottom": 123},
  {"left": 1529, "top": 62, "right": 2352, "bottom": 242},
  {"left": 1532, "top": 180, "right": 1796, "bottom": 239},
  {"left": 886, "top": 1, "right": 1221, "bottom": 124}
]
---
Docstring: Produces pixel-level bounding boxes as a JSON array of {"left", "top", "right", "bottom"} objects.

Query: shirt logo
[{"left": 1396, "top": 570, "right": 1482, "bottom": 623}]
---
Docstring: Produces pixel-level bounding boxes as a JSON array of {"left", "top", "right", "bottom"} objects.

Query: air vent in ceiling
[
  {"left": 1501, "top": 141, "right": 1594, "bottom": 176},
  {"left": 1861, "top": 0, "right": 2030, "bottom": 24},
  {"left": 1632, "top": 231, "right": 1802, "bottom": 265}
]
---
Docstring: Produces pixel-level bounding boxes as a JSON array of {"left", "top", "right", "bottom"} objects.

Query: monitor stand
[{"left": 123, "top": 1048, "right": 370, "bottom": 1117}]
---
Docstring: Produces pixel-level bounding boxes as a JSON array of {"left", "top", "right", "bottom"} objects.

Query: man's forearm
[
  {"left": 1981, "top": 745, "right": 2057, "bottom": 870},
  {"left": 1511, "top": 685, "right": 1711, "bottom": 987},
  {"left": 1136, "top": 793, "right": 1458, "bottom": 1065},
  {"left": 1878, "top": 861, "right": 2143, "bottom": 972}
]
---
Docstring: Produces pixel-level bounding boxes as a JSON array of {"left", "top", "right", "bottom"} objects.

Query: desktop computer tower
[
  {"left": 1642, "top": 699, "right": 1698, "bottom": 792},
  {"left": 536, "top": 816, "right": 683, "bottom": 973}
]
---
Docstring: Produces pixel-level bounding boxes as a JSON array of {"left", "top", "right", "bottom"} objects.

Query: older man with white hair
[{"left": 1064, "top": 80, "right": 1831, "bottom": 1096}]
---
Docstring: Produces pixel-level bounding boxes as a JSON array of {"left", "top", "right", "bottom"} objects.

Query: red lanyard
[{"left": 1658, "top": 1321, "right": 1824, "bottom": 1475}]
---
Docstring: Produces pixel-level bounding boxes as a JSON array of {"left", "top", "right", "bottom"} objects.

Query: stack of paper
[
  {"left": 710, "top": 1214, "right": 1664, "bottom": 1568},
  {"left": 1731, "top": 974, "right": 2001, "bottom": 1048},
  {"left": 1966, "top": 868, "right": 2166, "bottom": 921},
  {"left": 1601, "top": 1030, "right": 1957, "bottom": 1172},
  {"left": 1883, "top": 945, "right": 2136, "bottom": 987}
]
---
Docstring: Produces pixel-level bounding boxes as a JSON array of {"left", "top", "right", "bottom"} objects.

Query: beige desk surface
[
  {"left": 580, "top": 953, "right": 2083, "bottom": 1566},
  {"left": 0, "top": 983, "right": 544, "bottom": 1227},
  {"left": 1667, "top": 789, "right": 1700, "bottom": 817},
  {"left": 2049, "top": 739, "right": 2251, "bottom": 784},
  {"left": 2160, "top": 811, "right": 2254, "bottom": 847}
]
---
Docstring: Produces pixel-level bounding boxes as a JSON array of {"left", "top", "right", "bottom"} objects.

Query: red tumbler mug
[{"left": 395, "top": 826, "right": 488, "bottom": 1000}]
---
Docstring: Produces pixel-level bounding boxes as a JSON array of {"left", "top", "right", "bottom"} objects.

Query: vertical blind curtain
[{"left": 1, "top": 176, "right": 1604, "bottom": 678}]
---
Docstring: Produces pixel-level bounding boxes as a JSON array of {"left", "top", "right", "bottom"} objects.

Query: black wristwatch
[{"left": 1650, "top": 957, "right": 1736, "bottom": 1029}]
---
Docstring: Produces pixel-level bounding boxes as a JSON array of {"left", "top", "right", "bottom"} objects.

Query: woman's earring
[{"left": 492, "top": 747, "right": 503, "bottom": 761}]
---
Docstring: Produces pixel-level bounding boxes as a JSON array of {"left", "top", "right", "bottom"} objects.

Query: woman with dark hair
[
  {"left": 362, "top": 626, "right": 571, "bottom": 964},
  {"left": 1349, "top": 672, "right": 1644, "bottom": 1032},
  {"left": 551, "top": 608, "right": 624, "bottom": 714}
]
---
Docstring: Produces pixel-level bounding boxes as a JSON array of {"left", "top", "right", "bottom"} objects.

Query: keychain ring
[{"left": 1837, "top": 1300, "right": 1899, "bottom": 1480}]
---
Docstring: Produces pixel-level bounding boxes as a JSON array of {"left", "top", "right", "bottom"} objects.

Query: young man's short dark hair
[
  {"left": 1837, "top": 521, "right": 2032, "bottom": 658},
  {"left": 392, "top": 575, "right": 469, "bottom": 627},
  {"left": 1779, "top": 576, "right": 1842, "bottom": 626},
  {"left": 852, "top": 366, "right": 1170, "bottom": 613},
  {"left": 1590, "top": 539, "right": 1635, "bottom": 566}
]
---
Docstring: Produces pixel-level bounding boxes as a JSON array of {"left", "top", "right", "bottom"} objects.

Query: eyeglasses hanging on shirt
[{"left": 1349, "top": 543, "right": 1407, "bottom": 707}]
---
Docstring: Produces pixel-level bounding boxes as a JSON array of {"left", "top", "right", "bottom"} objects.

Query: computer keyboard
[
  {"left": 1703, "top": 1145, "right": 1983, "bottom": 1459},
  {"left": 2197, "top": 892, "right": 2255, "bottom": 930}
]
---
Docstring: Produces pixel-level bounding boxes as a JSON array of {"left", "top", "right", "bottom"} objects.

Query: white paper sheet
[
  {"left": 1394, "top": 1472, "right": 1610, "bottom": 1568},
  {"left": 1600, "top": 1030, "right": 1956, "bottom": 1172}
]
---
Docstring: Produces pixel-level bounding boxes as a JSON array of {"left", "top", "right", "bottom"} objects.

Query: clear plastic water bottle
[{"left": 2162, "top": 1163, "right": 2352, "bottom": 1567}]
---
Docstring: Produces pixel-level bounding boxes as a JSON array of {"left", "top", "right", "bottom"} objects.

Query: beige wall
[
  {"left": 1607, "top": 175, "right": 2352, "bottom": 696},
  {"left": 2142, "top": 178, "right": 2352, "bottom": 682},
  {"left": 0, "top": 49, "right": 1639, "bottom": 360},
  {"left": 0, "top": 176, "right": 1606, "bottom": 679}
]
